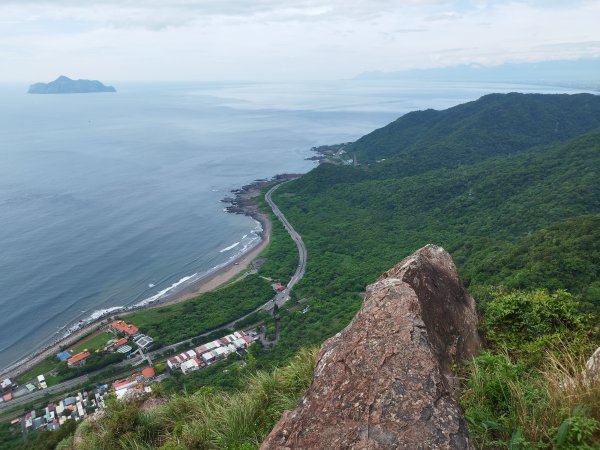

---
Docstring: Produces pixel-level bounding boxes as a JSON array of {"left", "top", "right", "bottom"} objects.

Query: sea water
[{"left": 0, "top": 80, "right": 589, "bottom": 370}]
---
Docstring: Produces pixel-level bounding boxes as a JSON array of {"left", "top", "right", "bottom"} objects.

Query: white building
[{"left": 180, "top": 358, "right": 200, "bottom": 374}]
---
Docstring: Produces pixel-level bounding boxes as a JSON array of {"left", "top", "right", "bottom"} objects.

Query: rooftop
[
  {"left": 113, "top": 337, "right": 128, "bottom": 348},
  {"left": 141, "top": 367, "right": 155, "bottom": 380},
  {"left": 109, "top": 320, "right": 139, "bottom": 335},
  {"left": 56, "top": 351, "right": 71, "bottom": 362},
  {"left": 68, "top": 351, "right": 90, "bottom": 365}
]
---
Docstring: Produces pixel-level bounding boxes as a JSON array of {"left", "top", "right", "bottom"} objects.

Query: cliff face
[{"left": 261, "top": 245, "right": 481, "bottom": 449}]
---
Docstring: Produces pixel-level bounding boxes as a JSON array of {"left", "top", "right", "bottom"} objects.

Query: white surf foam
[
  {"left": 134, "top": 273, "right": 198, "bottom": 308},
  {"left": 219, "top": 242, "right": 240, "bottom": 253},
  {"left": 0, "top": 220, "right": 269, "bottom": 376}
]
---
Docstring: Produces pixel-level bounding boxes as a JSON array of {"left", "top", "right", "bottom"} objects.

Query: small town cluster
[
  {"left": 5, "top": 363, "right": 156, "bottom": 433},
  {"left": 2, "top": 320, "right": 256, "bottom": 435},
  {"left": 22, "top": 388, "right": 107, "bottom": 431},
  {"left": 167, "top": 330, "right": 255, "bottom": 374}
]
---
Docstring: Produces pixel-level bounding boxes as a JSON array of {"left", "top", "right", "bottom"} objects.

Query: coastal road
[
  {"left": 264, "top": 181, "right": 306, "bottom": 300},
  {"left": 137, "top": 180, "right": 306, "bottom": 358},
  {"left": 2, "top": 180, "right": 307, "bottom": 409}
]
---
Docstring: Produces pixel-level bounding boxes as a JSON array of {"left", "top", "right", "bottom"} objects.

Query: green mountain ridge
[
  {"left": 350, "top": 93, "right": 600, "bottom": 172},
  {"left": 16, "top": 92, "right": 600, "bottom": 449}
]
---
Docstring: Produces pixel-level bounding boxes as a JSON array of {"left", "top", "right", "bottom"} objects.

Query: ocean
[{"left": 0, "top": 79, "right": 589, "bottom": 370}]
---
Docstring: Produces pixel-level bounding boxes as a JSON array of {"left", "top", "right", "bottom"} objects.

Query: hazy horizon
[{"left": 2, "top": 1, "right": 600, "bottom": 83}]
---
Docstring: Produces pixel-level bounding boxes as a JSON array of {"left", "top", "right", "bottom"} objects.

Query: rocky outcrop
[{"left": 261, "top": 244, "right": 481, "bottom": 449}]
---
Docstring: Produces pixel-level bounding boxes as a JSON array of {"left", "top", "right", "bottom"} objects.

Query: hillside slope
[
  {"left": 38, "top": 92, "right": 600, "bottom": 450},
  {"left": 350, "top": 93, "right": 600, "bottom": 174}
]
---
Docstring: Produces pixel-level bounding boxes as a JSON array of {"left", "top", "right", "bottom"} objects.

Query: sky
[{"left": 1, "top": 0, "right": 600, "bottom": 82}]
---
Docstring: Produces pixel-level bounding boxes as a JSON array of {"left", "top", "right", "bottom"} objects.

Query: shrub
[
  {"left": 482, "top": 289, "right": 593, "bottom": 366},
  {"left": 461, "top": 343, "right": 600, "bottom": 448}
]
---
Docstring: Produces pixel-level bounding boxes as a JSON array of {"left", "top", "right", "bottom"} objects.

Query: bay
[{"left": 0, "top": 79, "right": 587, "bottom": 370}]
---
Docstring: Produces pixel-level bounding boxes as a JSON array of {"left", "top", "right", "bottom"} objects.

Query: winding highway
[
  {"left": 1, "top": 180, "right": 306, "bottom": 412},
  {"left": 265, "top": 181, "right": 307, "bottom": 296}
]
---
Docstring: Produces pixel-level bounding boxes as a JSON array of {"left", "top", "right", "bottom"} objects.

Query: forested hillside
[
  {"left": 265, "top": 93, "right": 600, "bottom": 447},
  {"left": 280, "top": 126, "right": 600, "bottom": 300},
  {"left": 350, "top": 93, "right": 600, "bottom": 172},
  {"left": 67, "top": 93, "right": 600, "bottom": 449}
]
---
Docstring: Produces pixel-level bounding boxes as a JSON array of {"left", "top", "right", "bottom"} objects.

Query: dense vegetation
[
  {"left": 38, "top": 93, "right": 600, "bottom": 448},
  {"left": 350, "top": 93, "right": 600, "bottom": 169},
  {"left": 266, "top": 94, "right": 600, "bottom": 448},
  {"left": 1, "top": 420, "right": 76, "bottom": 450},
  {"left": 460, "top": 289, "right": 600, "bottom": 448},
  {"left": 252, "top": 128, "right": 600, "bottom": 380},
  {"left": 126, "top": 276, "right": 273, "bottom": 347}
]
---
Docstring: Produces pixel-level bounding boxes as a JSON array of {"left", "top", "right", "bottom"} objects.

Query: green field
[
  {"left": 15, "top": 357, "right": 60, "bottom": 385},
  {"left": 69, "top": 332, "right": 114, "bottom": 355}
]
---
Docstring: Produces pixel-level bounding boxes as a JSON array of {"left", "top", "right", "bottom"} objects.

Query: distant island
[{"left": 28, "top": 75, "right": 116, "bottom": 94}]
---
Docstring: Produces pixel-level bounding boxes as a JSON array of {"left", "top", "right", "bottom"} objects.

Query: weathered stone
[
  {"left": 586, "top": 346, "right": 600, "bottom": 377},
  {"left": 261, "top": 244, "right": 480, "bottom": 450}
]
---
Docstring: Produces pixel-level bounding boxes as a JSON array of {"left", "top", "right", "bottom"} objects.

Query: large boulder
[{"left": 261, "top": 244, "right": 481, "bottom": 449}]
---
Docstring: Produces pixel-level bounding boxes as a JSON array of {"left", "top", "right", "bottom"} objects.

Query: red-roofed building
[
  {"left": 68, "top": 351, "right": 90, "bottom": 368},
  {"left": 3, "top": 393, "right": 12, "bottom": 402},
  {"left": 112, "top": 379, "right": 137, "bottom": 391},
  {"left": 112, "top": 337, "right": 128, "bottom": 350},
  {"left": 274, "top": 283, "right": 285, "bottom": 292},
  {"left": 141, "top": 367, "right": 155, "bottom": 381},
  {"left": 109, "top": 320, "right": 139, "bottom": 336}
]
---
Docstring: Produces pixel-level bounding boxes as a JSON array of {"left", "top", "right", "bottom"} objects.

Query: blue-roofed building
[{"left": 57, "top": 351, "right": 70, "bottom": 362}]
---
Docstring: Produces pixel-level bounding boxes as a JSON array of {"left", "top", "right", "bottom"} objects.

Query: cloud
[
  {"left": 1, "top": 0, "right": 599, "bottom": 81},
  {"left": 426, "top": 11, "right": 462, "bottom": 21},
  {"left": 0, "top": 1, "right": 468, "bottom": 30}
]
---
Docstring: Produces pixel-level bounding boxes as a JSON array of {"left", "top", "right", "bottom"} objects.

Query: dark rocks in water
[
  {"left": 261, "top": 244, "right": 481, "bottom": 450},
  {"left": 221, "top": 173, "right": 302, "bottom": 218},
  {"left": 28, "top": 75, "right": 116, "bottom": 94}
]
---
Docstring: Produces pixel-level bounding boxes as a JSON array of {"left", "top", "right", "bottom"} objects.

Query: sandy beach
[
  {"left": 0, "top": 181, "right": 277, "bottom": 381},
  {"left": 139, "top": 211, "right": 271, "bottom": 308}
]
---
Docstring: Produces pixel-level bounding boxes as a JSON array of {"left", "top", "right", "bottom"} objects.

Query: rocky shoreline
[{"left": 221, "top": 173, "right": 301, "bottom": 220}]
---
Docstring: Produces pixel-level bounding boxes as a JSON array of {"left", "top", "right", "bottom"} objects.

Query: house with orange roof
[
  {"left": 109, "top": 320, "right": 138, "bottom": 336},
  {"left": 108, "top": 337, "right": 129, "bottom": 352},
  {"left": 141, "top": 367, "right": 155, "bottom": 381},
  {"left": 68, "top": 351, "right": 90, "bottom": 368}
]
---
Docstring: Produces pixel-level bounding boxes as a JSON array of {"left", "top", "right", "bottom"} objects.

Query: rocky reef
[{"left": 261, "top": 244, "right": 481, "bottom": 449}]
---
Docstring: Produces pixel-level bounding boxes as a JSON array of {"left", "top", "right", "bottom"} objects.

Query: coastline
[{"left": 0, "top": 175, "right": 293, "bottom": 380}]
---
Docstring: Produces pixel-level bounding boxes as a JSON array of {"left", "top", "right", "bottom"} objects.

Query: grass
[
  {"left": 15, "top": 357, "right": 60, "bottom": 385},
  {"left": 69, "top": 332, "right": 113, "bottom": 354},
  {"left": 75, "top": 347, "right": 319, "bottom": 450},
  {"left": 14, "top": 332, "right": 116, "bottom": 387},
  {"left": 460, "top": 348, "right": 600, "bottom": 449}
]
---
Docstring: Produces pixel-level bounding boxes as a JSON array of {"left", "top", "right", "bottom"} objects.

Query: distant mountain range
[
  {"left": 28, "top": 76, "right": 116, "bottom": 94},
  {"left": 355, "top": 58, "right": 600, "bottom": 89}
]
